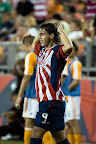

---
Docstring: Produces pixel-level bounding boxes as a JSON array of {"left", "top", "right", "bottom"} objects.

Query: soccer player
[
  {"left": 30, "top": 23, "right": 73, "bottom": 144},
  {"left": 15, "top": 35, "right": 55, "bottom": 144},
  {"left": 15, "top": 35, "right": 39, "bottom": 144},
  {"left": 61, "top": 42, "right": 82, "bottom": 144}
]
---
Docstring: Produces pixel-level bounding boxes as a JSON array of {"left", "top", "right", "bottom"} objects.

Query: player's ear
[{"left": 50, "top": 33, "right": 54, "bottom": 39}]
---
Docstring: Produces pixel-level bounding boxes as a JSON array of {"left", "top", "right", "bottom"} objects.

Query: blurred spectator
[
  {"left": 60, "top": 2, "right": 85, "bottom": 24},
  {"left": 82, "top": 19, "right": 93, "bottom": 42},
  {"left": 86, "top": 0, "right": 96, "bottom": 21},
  {"left": 61, "top": 0, "right": 71, "bottom": 2},
  {"left": 10, "top": 14, "right": 38, "bottom": 41},
  {"left": 16, "top": 0, "right": 34, "bottom": 17},
  {"left": 51, "top": 13, "right": 63, "bottom": 21},
  {"left": 67, "top": 19, "right": 87, "bottom": 66},
  {"left": 60, "top": 11, "right": 74, "bottom": 24},
  {"left": 9, "top": 8, "right": 18, "bottom": 22},
  {"left": 12, "top": 58, "right": 24, "bottom": 93},
  {"left": 31, "top": 0, "right": 48, "bottom": 24},
  {"left": 68, "top": 3, "right": 85, "bottom": 22},
  {"left": 68, "top": 19, "right": 84, "bottom": 41},
  {"left": 0, "top": 0, "right": 12, "bottom": 27},
  {"left": 24, "top": 16, "right": 38, "bottom": 37},
  {"left": 8, "top": 15, "right": 27, "bottom": 41},
  {"left": 73, "top": 0, "right": 86, "bottom": 13},
  {"left": 47, "top": 0, "right": 64, "bottom": 19},
  {"left": 0, "top": 91, "right": 24, "bottom": 140},
  {"left": 25, "top": 15, "right": 37, "bottom": 28},
  {"left": 14, "top": 15, "right": 25, "bottom": 28},
  {"left": 90, "top": 14, "right": 96, "bottom": 67},
  {"left": 10, "top": 24, "right": 28, "bottom": 41},
  {"left": 91, "top": 14, "right": 96, "bottom": 43},
  {"left": 0, "top": 12, "right": 15, "bottom": 41},
  {"left": 78, "top": 44, "right": 85, "bottom": 56},
  {"left": 10, "top": 0, "right": 20, "bottom": 9},
  {"left": 49, "top": 13, "right": 71, "bottom": 35}
]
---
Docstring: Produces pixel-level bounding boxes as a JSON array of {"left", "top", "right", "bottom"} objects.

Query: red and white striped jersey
[{"left": 34, "top": 43, "right": 70, "bottom": 102}]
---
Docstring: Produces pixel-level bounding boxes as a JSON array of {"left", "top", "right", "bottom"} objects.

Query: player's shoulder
[
  {"left": 26, "top": 51, "right": 37, "bottom": 59},
  {"left": 72, "top": 58, "right": 82, "bottom": 66},
  {"left": 52, "top": 44, "right": 63, "bottom": 52}
]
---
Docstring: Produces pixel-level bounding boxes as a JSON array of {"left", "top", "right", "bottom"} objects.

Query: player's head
[
  {"left": 69, "top": 41, "right": 78, "bottom": 58},
  {"left": 39, "top": 23, "right": 59, "bottom": 47},
  {"left": 22, "top": 35, "right": 35, "bottom": 53}
]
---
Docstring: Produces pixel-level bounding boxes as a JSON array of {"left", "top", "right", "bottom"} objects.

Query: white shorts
[
  {"left": 64, "top": 96, "right": 81, "bottom": 123},
  {"left": 22, "top": 98, "right": 39, "bottom": 119}
]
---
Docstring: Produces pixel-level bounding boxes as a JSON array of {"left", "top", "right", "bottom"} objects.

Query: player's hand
[
  {"left": 57, "top": 23, "right": 64, "bottom": 33},
  {"left": 15, "top": 97, "right": 22, "bottom": 109}
]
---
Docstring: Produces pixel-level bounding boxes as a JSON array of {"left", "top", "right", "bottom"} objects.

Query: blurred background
[{"left": 0, "top": 0, "right": 96, "bottom": 143}]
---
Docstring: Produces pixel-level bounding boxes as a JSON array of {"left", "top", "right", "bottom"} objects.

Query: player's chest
[{"left": 37, "top": 49, "right": 53, "bottom": 66}]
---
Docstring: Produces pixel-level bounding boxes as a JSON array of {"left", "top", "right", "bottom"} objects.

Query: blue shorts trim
[{"left": 34, "top": 100, "right": 65, "bottom": 132}]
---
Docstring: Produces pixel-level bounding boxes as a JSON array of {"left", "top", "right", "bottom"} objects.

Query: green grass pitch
[{"left": 0, "top": 139, "right": 24, "bottom": 144}]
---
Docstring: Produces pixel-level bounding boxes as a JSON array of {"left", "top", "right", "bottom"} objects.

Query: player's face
[
  {"left": 39, "top": 28, "right": 51, "bottom": 47},
  {"left": 22, "top": 44, "right": 27, "bottom": 53},
  {"left": 22, "top": 44, "right": 31, "bottom": 53}
]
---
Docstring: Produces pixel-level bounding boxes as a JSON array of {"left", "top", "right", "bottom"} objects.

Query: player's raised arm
[
  {"left": 32, "top": 35, "right": 40, "bottom": 50},
  {"left": 57, "top": 23, "right": 73, "bottom": 55}
]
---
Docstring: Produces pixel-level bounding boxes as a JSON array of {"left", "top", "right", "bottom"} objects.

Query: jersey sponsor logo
[{"left": 38, "top": 60, "right": 45, "bottom": 66}]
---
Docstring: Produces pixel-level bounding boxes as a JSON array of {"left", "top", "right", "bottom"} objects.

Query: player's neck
[
  {"left": 69, "top": 56, "right": 77, "bottom": 61},
  {"left": 45, "top": 41, "right": 56, "bottom": 50}
]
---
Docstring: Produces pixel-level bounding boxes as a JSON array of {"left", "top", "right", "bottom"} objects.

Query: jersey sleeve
[
  {"left": 24, "top": 52, "right": 37, "bottom": 75},
  {"left": 71, "top": 61, "right": 82, "bottom": 80},
  {"left": 56, "top": 45, "right": 71, "bottom": 61}
]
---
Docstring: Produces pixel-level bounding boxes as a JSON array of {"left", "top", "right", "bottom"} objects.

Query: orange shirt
[{"left": 24, "top": 52, "right": 37, "bottom": 76}]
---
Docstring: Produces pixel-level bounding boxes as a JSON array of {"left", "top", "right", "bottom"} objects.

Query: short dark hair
[
  {"left": 39, "top": 23, "right": 60, "bottom": 44},
  {"left": 22, "top": 35, "right": 35, "bottom": 45},
  {"left": 72, "top": 41, "right": 78, "bottom": 52}
]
